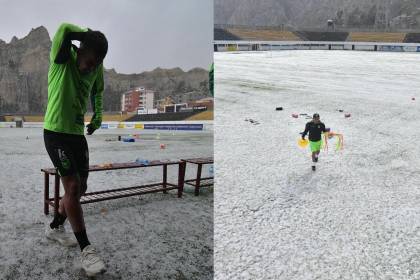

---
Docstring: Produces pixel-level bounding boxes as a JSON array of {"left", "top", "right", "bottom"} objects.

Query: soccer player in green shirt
[
  {"left": 301, "top": 113, "right": 327, "bottom": 171},
  {"left": 209, "top": 62, "right": 214, "bottom": 96},
  {"left": 43, "top": 23, "right": 107, "bottom": 276}
]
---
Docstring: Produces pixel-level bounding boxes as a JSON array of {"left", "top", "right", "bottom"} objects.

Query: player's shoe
[
  {"left": 81, "top": 245, "right": 106, "bottom": 277},
  {"left": 46, "top": 224, "right": 77, "bottom": 247}
]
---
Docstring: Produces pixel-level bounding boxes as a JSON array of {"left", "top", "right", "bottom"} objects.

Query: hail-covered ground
[
  {"left": 0, "top": 128, "right": 213, "bottom": 280},
  {"left": 215, "top": 50, "right": 420, "bottom": 280}
]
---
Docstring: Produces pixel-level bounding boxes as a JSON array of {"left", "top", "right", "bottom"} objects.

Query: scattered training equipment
[
  {"left": 246, "top": 118, "right": 260, "bottom": 125},
  {"left": 292, "top": 114, "right": 299, "bottom": 118},
  {"left": 135, "top": 159, "right": 149, "bottom": 165},
  {"left": 325, "top": 132, "right": 344, "bottom": 151},
  {"left": 412, "top": 97, "right": 416, "bottom": 101},
  {"left": 338, "top": 109, "right": 344, "bottom": 112},
  {"left": 298, "top": 138, "right": 309, "bottom": 148},
  {"left": 345, "top": 113, "right": 351, "bottom": 118},
  {"left": 123, "top": 138, "right": 135, "bottom": 142},
  {"left": 276, "top": 107, "right": 283, "bottom": 111},
  {"left": 118, "top": 136, "right": 121, "bottom": 141},
  {"left": 160, "top": 143, "right": 166, "bottom": 149}
]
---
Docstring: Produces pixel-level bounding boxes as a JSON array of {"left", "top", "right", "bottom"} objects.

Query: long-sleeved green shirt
[
  {"left": 209, "top": 63, "right": 214, "bottom": 96},
  {"left": 44, "top": 23, "right": 104, "bottom": 135}
]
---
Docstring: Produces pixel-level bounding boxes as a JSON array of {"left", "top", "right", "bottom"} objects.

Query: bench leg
[
  {"left": 163, "top": 164, "right": 167, "bottom": 194},
  {"left": 44, "top": 173, "right": 49, "bottom": 215},
  {"left": 54, "top": 174, "right": 60, "bottom": 215},
  {"left": 195, "top": 163, "right": 202, "bottom": 196},
  {"left": 178, "top": 161, "right": 186, "bottom": 198}
]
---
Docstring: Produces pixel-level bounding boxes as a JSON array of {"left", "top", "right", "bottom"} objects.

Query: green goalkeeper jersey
[{"left": 44, "top": 23, "right": 104, "bottom": 135}]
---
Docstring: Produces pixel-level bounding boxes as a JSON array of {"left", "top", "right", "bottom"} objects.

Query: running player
[
  {"left": 43, "top": 22, "right": 107, "bottom": 276},
  {"left": 301, "top": 113, "right": 327, "bottom": 171}
]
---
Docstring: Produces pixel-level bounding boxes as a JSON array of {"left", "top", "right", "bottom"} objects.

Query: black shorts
[{"left": 44, "top": 129, "right": 89, "bottom": 177}]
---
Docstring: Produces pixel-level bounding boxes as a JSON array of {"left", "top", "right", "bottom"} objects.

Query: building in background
[
  {"left": 188, "top": 97, "right": 214, "bottom": 111},
  {"left": 121, "top": 87, "right": 155, "bottom": 114},
  {"left": 164, "top": 103, "right": 188, "bottom": 113},
  {"left": 156, "top": 96, "right": 175, "bottom": 112}
]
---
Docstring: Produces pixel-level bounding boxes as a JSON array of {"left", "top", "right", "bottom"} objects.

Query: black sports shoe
[
  {"left": 312, "top": 166, "right": 316, "bottom": 171},
  {"left": 314, "top": 157, "right": 318, "bottom": 163}
]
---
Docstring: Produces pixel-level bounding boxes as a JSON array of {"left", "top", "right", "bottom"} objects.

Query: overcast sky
[{"left": 0, "top": 0, "right": 213, "bottom": 74}]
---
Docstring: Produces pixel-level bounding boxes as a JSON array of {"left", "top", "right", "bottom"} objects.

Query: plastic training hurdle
[{"left": 42, "top": 160, "right": 186, "bottom": 215}]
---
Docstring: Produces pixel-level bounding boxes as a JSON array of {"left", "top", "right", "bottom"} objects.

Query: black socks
[
  {"left": 50, "top": 211, "right": 91, "bottom": 251},
  {"left": 74, "top": 230, "right": 91, "bottom": 251},
  {"left": 50, "top": 212, "right": 67, "bottom": 229}
]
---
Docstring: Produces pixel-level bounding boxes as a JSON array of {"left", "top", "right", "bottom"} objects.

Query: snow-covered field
[
  {"left": 0, "top": 128, "right": 213, "bottom": 279},
  {"left": 215, "top": 50, "right": 420, "bottom": 279}
]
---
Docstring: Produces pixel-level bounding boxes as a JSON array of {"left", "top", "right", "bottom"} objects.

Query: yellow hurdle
[{"left": 298, "top": 138, "right": 309, "bottom": 148}]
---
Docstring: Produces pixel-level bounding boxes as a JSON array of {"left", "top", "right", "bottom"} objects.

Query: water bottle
[
  {"left": 208, "top": 164, "right": 214, "bottom": 177},
  {"left": 135, "top": 158, "right": 149, "bottom": 165}
]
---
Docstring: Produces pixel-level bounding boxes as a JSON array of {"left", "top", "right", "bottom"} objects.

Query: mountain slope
[{"left": 0, "top": 27, "right": 209, "bottom": 113}]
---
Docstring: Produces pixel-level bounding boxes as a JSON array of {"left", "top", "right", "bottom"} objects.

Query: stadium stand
[
  {"left": 186, "top": 110, "right": 213, "bottom": 121},
  {"left": 404, "top": 33, "right": 420, "bottom": 43},
  {"left": 125, "top": 111, "right": 204, "bottom": 122},
  {"left": 215, "top": 26, "right": 411, "bottom": 44},
  {"left": 4, "top": 116, "right": 14, "bottom": 122},
  {"left": 214, "top": 28, "right": 242, "bottom": 40},
  {"left": 349, "top": 32, "right": 406, "bottom": 42},
  {"left": 225, "top": 28, "right": 300, "bottom": 41},
  {"left": 294, "top": 31, "right": 349, "bottom": 41}
]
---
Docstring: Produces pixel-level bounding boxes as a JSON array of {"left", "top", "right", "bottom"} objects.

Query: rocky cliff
[
  {"left": 215, "top": 0, "right": 420, "bottom": 30},
  {"left": 0, "top": 27, "right": 209, "bottom": 114}
]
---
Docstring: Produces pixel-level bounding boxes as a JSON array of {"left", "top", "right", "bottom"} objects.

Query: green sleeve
[
  {"left": 50, "top": 23, "right": 87, "bottom": 62},
  {"left": 90, "top": 65, "right": 104, "bottom": 129},
  {"left": 209, "top": 63, "right": 214, "bottom": 96}
]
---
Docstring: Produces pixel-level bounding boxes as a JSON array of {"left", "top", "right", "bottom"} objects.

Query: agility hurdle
[
  {"left": 181, "top": 157, "right": 214, "bottom": 196},
  {"left": 42, "top": 160, "right": 186, "bottom": 215}
]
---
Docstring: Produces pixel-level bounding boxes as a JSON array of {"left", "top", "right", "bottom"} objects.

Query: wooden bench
[
  {"left": 181, "top": 157, "right": 214, "bottom": 196},
  {"left": 42, "top": 160, "right": 186, "bottom": 215}
]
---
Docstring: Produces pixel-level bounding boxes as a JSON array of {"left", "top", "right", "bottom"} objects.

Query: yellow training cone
[{"left": 298, "top": 138, "right": 309, "bottom": 148}]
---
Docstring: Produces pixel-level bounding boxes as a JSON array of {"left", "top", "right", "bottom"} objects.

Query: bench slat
[
  {"left": 182, "top": 157, "right": 213, "bottom": 164},
  {"left": 42, "top": 160, "right": 181, "bottom": 175},
  {"left": 49, "top": 185, "right": 179, "bottom": 205}
]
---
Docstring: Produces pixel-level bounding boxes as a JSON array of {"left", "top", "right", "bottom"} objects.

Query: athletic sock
[
  {"left": 50, "top": 212, "right": 67, "bottom": 229},
  {"left": 74, "top": 230, "right": 91, "bottom": 251}
]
